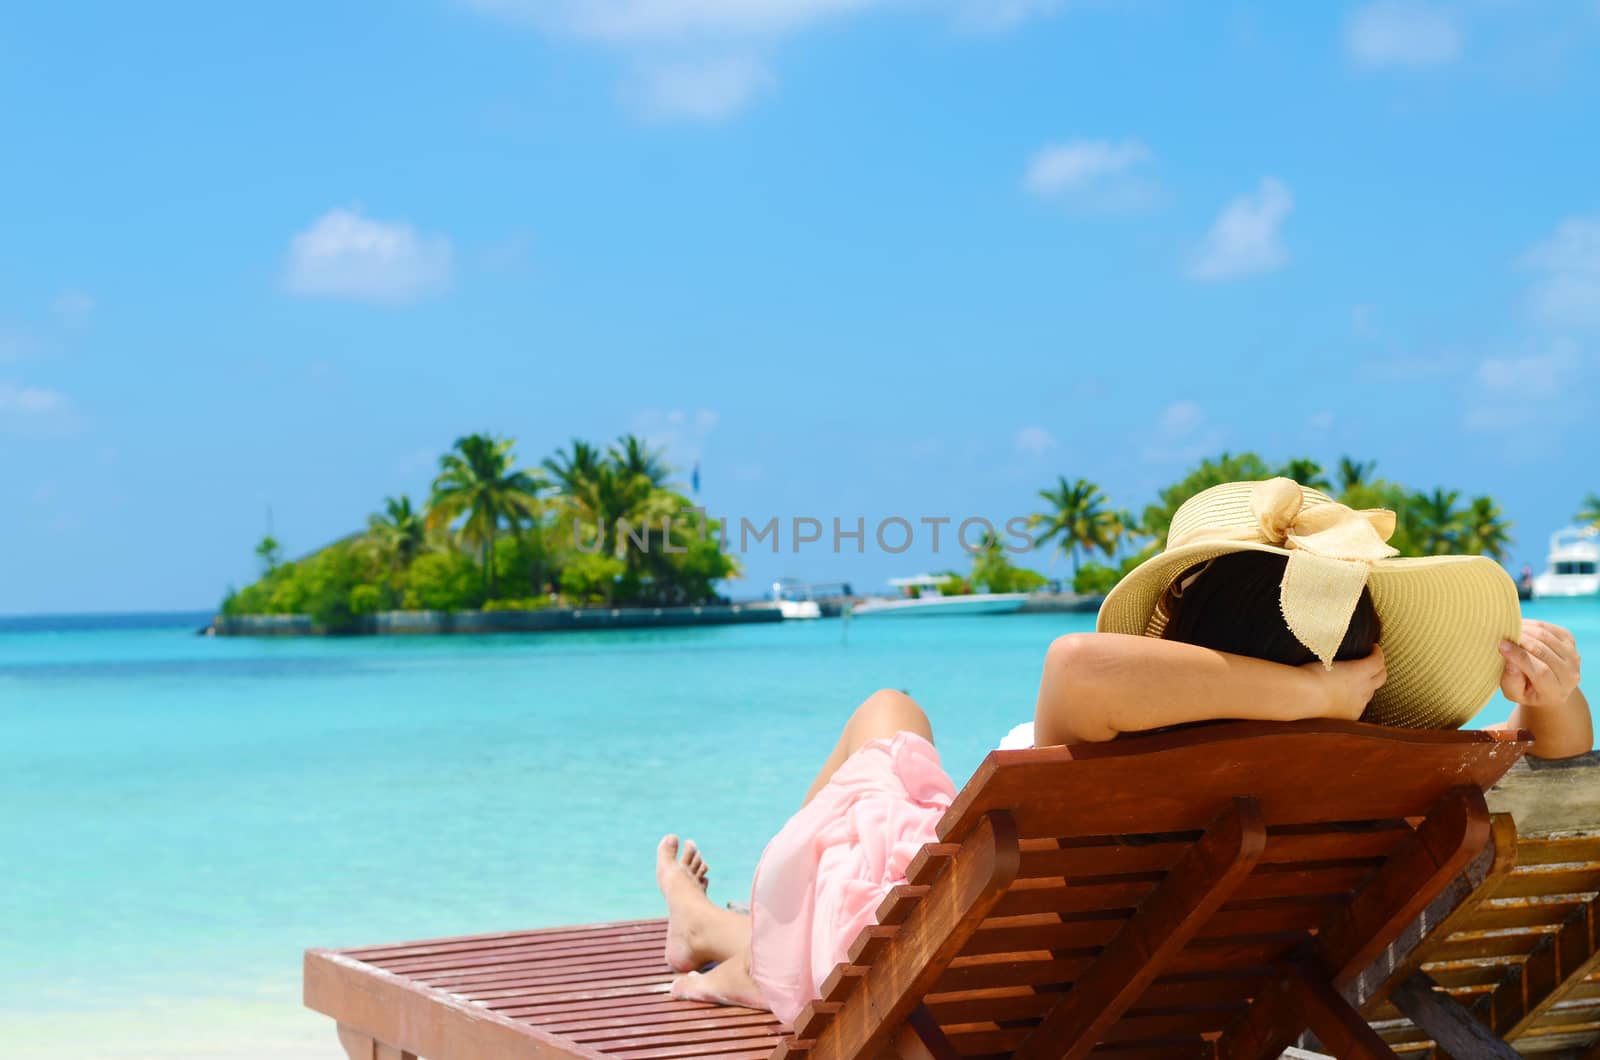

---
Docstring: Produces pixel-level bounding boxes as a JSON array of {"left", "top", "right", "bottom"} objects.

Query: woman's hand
[
  {"left": 1492, "top": 620, "right": 1591, "bottom": 758},
  {"left": 1500, "top": 620, "right": 1582, "bottom": 709},
  {"left": 1303, "top": 645, "right": 1387, "bottom": 722}
]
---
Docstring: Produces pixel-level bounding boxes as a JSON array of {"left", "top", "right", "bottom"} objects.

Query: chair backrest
[{"left": 784, "top": 720, "right": 1530, "bottom": 1060}]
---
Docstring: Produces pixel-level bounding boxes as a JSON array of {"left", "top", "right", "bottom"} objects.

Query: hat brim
[{"left": 1097, "top": 542, "right": 1519, "bottom": 729}]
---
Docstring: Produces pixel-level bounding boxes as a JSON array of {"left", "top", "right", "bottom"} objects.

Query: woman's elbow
[
  {"left": 1035, "top": 634, "right": 1116, "bottom": 745},
  {"left": 1530, "top": 726, "right": 1595, "bottom": 760}
]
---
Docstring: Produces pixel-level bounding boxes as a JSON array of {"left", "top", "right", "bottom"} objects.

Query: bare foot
[
  {"left": 657, "top": 835, "right": 718, "bottom": 973},
  {"left": 672, "top": 946, "right": 767, "bottom": 1011}
]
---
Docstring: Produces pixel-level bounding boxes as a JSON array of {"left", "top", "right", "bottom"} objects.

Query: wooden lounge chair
[
  {"left": 305, "top": 720, "right": 1530, "bottom": 1060},
  {"left": 1348, "top": 751, "right": 1600, "bottom": 1058}
]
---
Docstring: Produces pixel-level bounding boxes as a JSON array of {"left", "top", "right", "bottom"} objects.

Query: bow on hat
[{"left": 1171, "top": 478, "right": 1399, "bottom": 667}]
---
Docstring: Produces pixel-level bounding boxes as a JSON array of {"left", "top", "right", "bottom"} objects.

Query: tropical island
[
  {"left": 220, "top": 433, "right": 738, "bottom": 634},
  {"left": 217, "top": 439, "right": 1536, "bottom": 635}
]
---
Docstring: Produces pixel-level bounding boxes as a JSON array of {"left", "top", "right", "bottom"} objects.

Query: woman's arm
[
  {"left": 1485, "top": 620, "right": 1592, "bottom": 759},
  {"left": 1033, "top": 633, "right": 1387, "bottom": 746}
]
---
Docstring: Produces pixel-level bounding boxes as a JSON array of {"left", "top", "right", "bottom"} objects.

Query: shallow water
[{"left": 2, "top": 600, "right": 1595, "bottom": 1057}]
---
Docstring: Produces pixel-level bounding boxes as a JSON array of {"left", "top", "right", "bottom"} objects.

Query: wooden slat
[
  {"left": 1492, "top": 866, "right": 1600, "bottom": 901},
  {"left": 1465, "top": 897, "right": 1587, "bottom": 932},
  {"left": 347, "top": 920, "right": 665, "bottom": 962},
  {"left": 1515, "top": 835, "right": 1600, "bottom": 868},
  {"left": 1474, "top": 890, "right": 1600, "bottom": 1041},
  {"left": 1013, "top": 798, "right": 1266, "bottom": 1060},
  {"left": 306, "top": 949, "right": 614, "bottom": 1059},
  {"left": 1215, "top": 786, "right": 1492, "bottom": 1060},
  {"left": 939, "top": 722, "right": 1525, "bottom": 843}
]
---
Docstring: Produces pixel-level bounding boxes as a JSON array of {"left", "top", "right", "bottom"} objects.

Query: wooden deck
[
  {"left": 1356, "top": 752, "right": 1600, "bottom": 1057},
  {"left": 308, "top": 919, "right": 782, "bottom": 1059}
]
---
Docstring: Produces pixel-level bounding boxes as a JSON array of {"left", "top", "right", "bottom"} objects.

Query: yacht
[
  {"left": 850, "top": 575, "right": 1030, "bottom": 617},
  {"left": 769, "top": 578, "right": 823, "bottom": 619},
  {"left": 1531, "top": 527, "right": 1600, "bottom": 599}
]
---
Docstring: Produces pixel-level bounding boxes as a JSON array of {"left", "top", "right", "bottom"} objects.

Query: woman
[{"left": 654, "top": 479, "right": 1591, "bottom": 1022}]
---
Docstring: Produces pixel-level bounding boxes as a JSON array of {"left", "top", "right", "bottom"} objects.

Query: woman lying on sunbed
[{"left": 654, "top": 478, "right": 1592, "bottom": 1022}]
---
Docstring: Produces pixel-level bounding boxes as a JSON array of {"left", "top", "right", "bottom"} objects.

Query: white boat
[
  {"left": 1531, "top": 527, "right": 1600, "bottom": 599},
  {"left": 770, "top": 579, "right": 823, "bottom": 620},
  {"left": 851, "top": 575, "right": 1030, "bottom": 618}
]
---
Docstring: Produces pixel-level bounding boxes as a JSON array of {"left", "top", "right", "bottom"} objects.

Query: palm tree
[
  {"left": 610, "top": 434, "right": 673, "bottom": 489},
  {"left": 428, "top": 434, "right": 545, "bottom": 594},
  {"left": 1278, "top": 458, "right": 1331, "bottom": 491},
  {"left": 1458, "top": 496, "right": 1514, "bottom": 562},
  {"left": 544, "top": 439, "right": 607, "bottom": 523},
  {"left": 367, "top": 495, "right": 428, "bottom": 569},
  {"left": 1411, "top": 487, "right": 1463, "bottom": 556},
  {"left": 254, "top": 535, "right": 283, "bottom": 574},
  {"left": 544, "top": 436, "right": 669, "bottom": 561},
  {"left": 544, "top": 439, "right": 604, "bottom": 494},
  {"left": 1109, "top": 509, "right": 1141, "bottom": 561},
  {"left": 1031, "top": 477, "right": 1118, "bottom": 574},
  {"left": 1578, "top": 493, "right": 1600, "bottom": 530},
  {"left": 1337, "top": 457, "right": 1377, "bottom": 497}
]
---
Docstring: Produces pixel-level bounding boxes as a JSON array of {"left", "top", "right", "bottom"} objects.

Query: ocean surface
[{"left": 3, "top": 601, "right": 1596, "bottom": 1058}]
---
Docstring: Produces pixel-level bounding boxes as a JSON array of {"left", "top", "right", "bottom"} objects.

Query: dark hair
[{"left": 1159, "top": 551, "right": 1382, "bottom": 666}]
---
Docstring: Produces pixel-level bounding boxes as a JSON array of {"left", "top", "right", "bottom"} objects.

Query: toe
[{"left": 656, "top": 835, "right": 680, "bottom": 871}]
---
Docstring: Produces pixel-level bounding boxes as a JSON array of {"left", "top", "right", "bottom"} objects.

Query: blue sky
[{"left": 2, "top": 1, "right": 1598, "bottom": 613}]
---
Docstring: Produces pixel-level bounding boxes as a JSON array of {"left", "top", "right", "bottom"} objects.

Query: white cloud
[
  {"left": 629, "top": 57, "right": 775, "bottom": 121},
  {"left": 1520, "top": 215, "right": 1600, "bottom": 330},
  {"left": 957, "top": 0, "right": 1062, "bottom": 33},
  {"left": 1024, "top": 139, "right": 1155, "bottom": 212},
  {"left": 463, "top": 0, "right": 1059, "bottom": 41},
  {"left": 1188, "top": 177, "right": 1293, "bottom": 282},
  {"left": 50, "top": 290, "right": 95, "bottom": 328},
  {"left": 1345, "top": 1, "right": 1463, "bottom": 68},
  {"left": 1025, "top": 140, "right": 1147, "bottom": 194},
  {"left": 1158, "top": 400, "right": 1205, "bottom": 436},
  {"left": 1467, "top": 341, "right": 1580, "bottom": 431},
  {"left": 1013, "top": 425, "right": 1057, "bottom": 457},
  {"left": 632, "top": 407, "right": 719, "bottom": 464},
  {"left": 461, "top": 0, "right": 1065, "bottom": 117},
  {"left": 1307, "top": 410, "right": 1335, "bottom": 432},
  {"left": 462, "top": 0, "right": 876, "bottom": 41},
  {"left": 1142, "top": 400, "right": 1225, "bottom": 463},
  {"left": 1477, "top": 347, "right": 1575, "bottom": 400},
  {"left": 283, "top": 207, "right": 453, "bottom": 303},
  {"left": 0, "top": 380, "right": 79, "bottom": 437}
]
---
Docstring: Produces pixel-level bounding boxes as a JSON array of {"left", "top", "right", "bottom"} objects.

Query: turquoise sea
[{"left": 3, "top": 602, "right": 1597, "bottom": 1058}]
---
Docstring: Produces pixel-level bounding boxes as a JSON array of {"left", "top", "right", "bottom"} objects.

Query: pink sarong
[{"left": 748, "top": 732, "right": 956, "bottom": 1024}]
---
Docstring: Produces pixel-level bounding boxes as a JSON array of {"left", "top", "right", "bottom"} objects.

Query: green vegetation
[
  {"left": 1579, "top": 493, "right": 1600, "bottom": 530},
  {"left": 226, "top": 437, "right": 1532, "bottom": 628},
  {"left": 938, "top": 533, "right": 1050, "bottom": 596},
  {"left": 1030, "top": 477, "right": 1120, "bottom": 574},
  {"left": 1042, "top": 452, "right": 1517, "bottom": 598},
  {"left": 254, "top": 535, "right": 283, "bottom": 574},
  {"left": 222, "top": 433, "right": 739, "bottom": 631}
]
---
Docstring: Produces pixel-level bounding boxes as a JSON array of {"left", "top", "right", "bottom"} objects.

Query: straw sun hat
[{"left": 1097, "top": 477, "right": 1520, "bottom": 729}]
